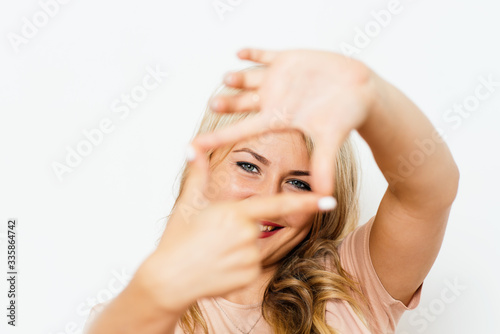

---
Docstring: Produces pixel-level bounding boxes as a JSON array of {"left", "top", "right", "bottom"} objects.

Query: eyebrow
[{"left": 232, "top": 148, "right": 310, "bottom": 176}]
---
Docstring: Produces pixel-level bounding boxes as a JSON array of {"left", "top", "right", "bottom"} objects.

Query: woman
[{"left": 85, "top": 49, "right": 460, "bottom": 333}]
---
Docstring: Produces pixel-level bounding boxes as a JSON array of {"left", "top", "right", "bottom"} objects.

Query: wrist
[
  {"left": 103, "top": 276, "right": 184, "bottom": 334},
  {"left": 356, "top": 66, "right": 391, "bottom": 134},
  {"left": 133, "top": 250, "right": 198, "bottom": 315}
]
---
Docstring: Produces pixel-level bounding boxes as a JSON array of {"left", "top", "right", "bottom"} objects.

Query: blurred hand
[
  {"left": 133, "top": 145, "right": 334, "bottom": 313},
  {"left": 192, "top": 48, "right": 377, "bottom": 196}
]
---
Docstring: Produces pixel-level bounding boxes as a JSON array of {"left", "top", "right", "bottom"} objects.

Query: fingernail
[
  {"left": 186, "top": 144, "right": 196, "bottom": 162},
  {"left": 318, "top": 196, "right": 337, "bottom": 211}
]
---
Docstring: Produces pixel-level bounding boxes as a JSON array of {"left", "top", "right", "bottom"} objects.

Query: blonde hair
[{"left": 165, "top": 66, "right": 371, "bottom": 333}]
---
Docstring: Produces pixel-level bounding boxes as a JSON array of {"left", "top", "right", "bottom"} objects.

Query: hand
[
  {"left": 192, "top": 48, "right": 378, "bottom": 196},
  {"left": 133, "top": 145, "right": 334, "bottom": 314}
]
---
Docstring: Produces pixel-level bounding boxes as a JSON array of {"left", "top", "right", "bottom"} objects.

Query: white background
[{"left": 1, "top": 0, "right": 499, "bottom": 333}]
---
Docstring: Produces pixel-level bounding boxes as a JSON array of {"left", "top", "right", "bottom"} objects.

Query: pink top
[{"left": 84, "top": 216, "right": 422, "bottom": 333}]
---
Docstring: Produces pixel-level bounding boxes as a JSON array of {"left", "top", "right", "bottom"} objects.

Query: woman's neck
[{"left": 218, "top": 265, "right": 277, "bottom": 306}]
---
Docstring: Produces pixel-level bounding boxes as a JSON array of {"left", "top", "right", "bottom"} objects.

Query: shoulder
[{"left": 326, "top": 215, "right": 422, "bottom": 333}]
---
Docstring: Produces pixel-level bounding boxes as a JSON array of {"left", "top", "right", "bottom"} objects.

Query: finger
[
  {"left": 309, "top": 130, "right": 347, "bottom": 196},
  {"left": 179, "top": 143, "right": 211, "bottom": 211},
  {"left": 216, "top": 244, "right": 260, "bottom": 270},
  {"left": 237, "top": 48, "right": 280, "bottom": 65},
  {"left": 237, "top": 192, "right": 337, "bottom": 222},
  {"left": 191, "top": 113, "right": 270, "bottom": 152},
  {"left": 224, "top": 67, "right": 265, "bottom": 90},
  {"left": 210, "top": 91, "right": 261, "bottom": 114}
]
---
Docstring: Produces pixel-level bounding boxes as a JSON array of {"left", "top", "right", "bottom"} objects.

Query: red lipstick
[
  {"left": 258, "top": 221, "right": 284, "bottom": 239},
  {"left": 259, "top": 221, "right": 283, "bottom": 227}
]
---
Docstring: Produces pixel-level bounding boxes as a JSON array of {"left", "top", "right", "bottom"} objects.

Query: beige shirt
[{"left": 84, "top": 216, "right": 422, "bottom": 333}]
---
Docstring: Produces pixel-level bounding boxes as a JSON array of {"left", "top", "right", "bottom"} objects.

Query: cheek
[
  {"left": 282, "top": 213, "right": 315, "bottom": 242},
  {"left": 206, "top": 165, "right": 255, "bottom": 201},
  {"left": 288, "top": 212, "right": 315, "bottom": 230}
]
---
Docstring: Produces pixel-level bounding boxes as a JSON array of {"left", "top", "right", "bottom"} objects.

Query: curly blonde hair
[{"left": 164, "top": 66, "right": 371, "bottom": 333}]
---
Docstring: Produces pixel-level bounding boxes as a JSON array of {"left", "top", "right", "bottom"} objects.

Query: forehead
[{"left": 232, "top": 131, "right": 310, "bottom": 162}]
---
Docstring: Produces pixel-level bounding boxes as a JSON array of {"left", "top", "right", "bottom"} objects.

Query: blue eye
[
  {"left": 236, "top": 162, "right": 311, "bottom": 191},
  {"left": 287, "top": 179, "right": 311, "bottom": 191},
  {"left": 236, "top": 161, "right": 260, "bottom": 174}
]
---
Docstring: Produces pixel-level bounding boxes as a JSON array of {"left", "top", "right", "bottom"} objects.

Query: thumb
[
  {"left": 176, "top": 143, "right": 211, "bottom": 221},
  {"left": 191, "top": 113, "right": 268, "bottom": 152}
]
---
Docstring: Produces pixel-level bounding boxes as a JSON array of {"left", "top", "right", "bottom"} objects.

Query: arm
[
  {"left": 85, "top": 143, "right": 328, "bottom": 333},
  {"left": 357, "top": 71, "right": 460, "bottom": 306},
  {"left": 85, "top": 267, "right": 185, "bottom": 334},
  {"left": 187, "top": 48, "right": 459, "bottom": 305}
]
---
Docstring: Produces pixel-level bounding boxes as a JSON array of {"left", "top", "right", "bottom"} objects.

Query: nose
[{"left": 249, "top": 174, "right": 283, "bottom": 198}]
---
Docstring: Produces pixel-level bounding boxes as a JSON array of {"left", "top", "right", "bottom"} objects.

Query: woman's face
[{"left": 207, "top": 130, "right": 316, "bottom": 267}]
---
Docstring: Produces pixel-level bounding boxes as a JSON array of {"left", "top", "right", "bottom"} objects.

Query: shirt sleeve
[{"left": 337, "top": 215, "right": 423, "bottom": 333}]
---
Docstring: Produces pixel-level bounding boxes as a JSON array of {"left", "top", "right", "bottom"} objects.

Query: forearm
[
  {"left": 86, "top": 274, "right": 184, "bottom": 334},
  {"left": 357, "top": 71, "right": 459, "bottom": 212}
]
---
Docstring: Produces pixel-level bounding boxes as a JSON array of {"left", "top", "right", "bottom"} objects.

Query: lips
[
  {"left": 259, "top": 221, "right": 284, "bottom": 238},
  {"left": 259, "top": 221, "right": 283, "bottom": 228}
]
